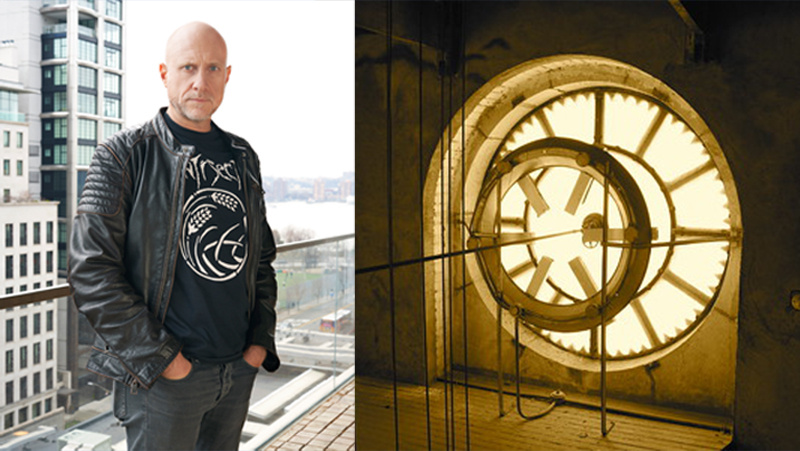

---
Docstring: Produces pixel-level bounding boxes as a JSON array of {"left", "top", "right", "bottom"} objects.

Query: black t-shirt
[{"left": 163, "top": 112, "right": 250, "bottom": 363}]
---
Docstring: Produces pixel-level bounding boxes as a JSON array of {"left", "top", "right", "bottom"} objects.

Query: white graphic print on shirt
[{"left": 179, "top": 154, "right": 248, "bottom": 282}]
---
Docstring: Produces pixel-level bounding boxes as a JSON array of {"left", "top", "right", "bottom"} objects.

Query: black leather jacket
[{"left": 69, "top": 109, "right": 280, "bottom": 389}]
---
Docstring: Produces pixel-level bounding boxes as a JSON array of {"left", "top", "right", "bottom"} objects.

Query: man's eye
[
  {"left": 209, "top": 66, "right": 219, "bottom": 71},
  {"left": 183, "top": 65, "right": 193, "bottom": 71}
]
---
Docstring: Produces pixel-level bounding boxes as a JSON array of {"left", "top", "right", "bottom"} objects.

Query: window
[
  {"left": 19, "top": 316, "right": 27, "bottom": 339},
  {"left": 2, "top": 159, "right": 8, "bottom": 175},
  {"left": 104, "top": 72, "right": 121, "bottom": 94},
  {"left": 106, "top": 0, "right": 121, "bottom": 19},
  {"left": 0, "top": 91, "right": 19, "bottom": 115},
  {"left": 32, "top": 402, "right": 40, "bottom": 419},
  {"left": 16, "top": 160, "right": 22, "bottom": 176},
  {"left": 105, "top": 22, "right": 121, "bottom": 45},
  {"left": 46, "top": 280, "right": 53, "bottom": 287},
  {"left": 78, "top": 39, "right": 97, "bottom": 63},
  {"left": 19, "top": 285, "right": 26, "bottom": 293},
  {"left": 33, "top": 223, "right": 40, "bottom": 245},
  {"left": 5, "top": 382, "right": 12, "bottom": 404},
  {"left": 46, "top": 339, "right": 53, "bottom": 360},
  {"left": 19, "top": 224, "right": 27, "bottom": 246},
  {"left": 2, "top": 189, "right": 8, "bottom": 203},
  {"left": 46, "top": 311, "right": 53, "bottom": 332},
  {"left": 50, "top": 64, "right": 67, "bottom": 86},
  {"left": 33, "top": 282, "right": 40, "bottom": 290},
  {"left": 19, "top": 254, "right": 27, "bottom": 277},
  {"left": 46, "top": 368, "right": 53, "bottom": 390},
  {"left": 5, "top": 319, "right": 12, "bottom": 342},
  {"left": 33, "top": 373, "right": 40, "bottom": 395},
  {"left": 46, "top": 37, "right": 68, "bottom": 59},
  {"left": 5, "top": 350, "right": 12, "bottom": 373},
  {"left": 5, "top": 256, "right": 12, "bottom": 279},
  {"left": 105, "top": 47, "right": 121, "bottom": 69},
  {"left": 78, "top": 92, "right": 97, "bottom": 114},
  {"left": 53, "top": 118, "right": 68, "bottom": 139},
  {"left": 45, "top": 398, "right": 52, "bottom": 413},
  {"left": 19, "top": 378, "right": 26, "bottom": 400},
  {"left": 3, "top": 412, "right": 11, "bottom": 429},
  {"left": 47, "top": 221, "right": 53, "bottom": 243},
  {"left": 46, "top": 251, "right": 53, "bottom": 273},
  {"left": 33, "top": 313, "right": 40, "bottom": 335},
  {"left": 33, "top": 253, "right": 40, "bottom": 275},
  {"left": 4, "top": 288, "right": 11, "bottom": 294},
  {"left": 103, "top": 122, "right": 121, "bottom": 139},
  {"left": 78, "top": 118, "right": 97, "bottom": 140},
  {"left": 46, "top": 91, "right": 67, "bottom": 112},
  {"left": 78, "top": 145, "right": 95, "bottom": 165},
  {"left": 4, "top": 224, "right": 11, "bottom": 247},
  {"left": 33, "top": 343, "right": 40, "bottom": 365},
  {"left": 104, "top": 97, "right": 120, "bottom": 118},
  {"left": 16, "top": 132, "right": 22, "bottom": 148},
  {"left": 18, "top": 407, "right": 26, "bottom": 424},
  {"left": 78, "top": 65, "right": 97, "bottom": 89},
  {"left": 19, "top": 347, "right": 27, "bottom": 369}
]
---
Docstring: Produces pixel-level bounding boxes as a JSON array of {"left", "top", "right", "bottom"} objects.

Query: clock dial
[{"left": 470, "top": 89, "right": 738, "bottom": 362}]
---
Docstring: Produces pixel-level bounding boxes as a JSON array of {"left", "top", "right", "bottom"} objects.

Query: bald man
[{"left": 69, "top": 22, "right": 279, "bottom": 450}]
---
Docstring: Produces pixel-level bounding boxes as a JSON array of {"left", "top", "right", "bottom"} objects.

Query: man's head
[{"left": 160, "top": 22, "right": 230, "bottom": 132}]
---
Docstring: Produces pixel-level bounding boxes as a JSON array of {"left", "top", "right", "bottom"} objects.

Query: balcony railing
[
  {"left": 0, "top": 233, "right": 355, "bottom": 449},
  {"left": 0, "top": 111, "right": 25, "bottom": 123},
  {"left": 42, "top": 0, "right": 68, "bottom": 8}
]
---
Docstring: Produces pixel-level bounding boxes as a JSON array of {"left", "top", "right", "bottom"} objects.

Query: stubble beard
[{"left": 170, "top": 97, "right": 217, "bottom": 125}]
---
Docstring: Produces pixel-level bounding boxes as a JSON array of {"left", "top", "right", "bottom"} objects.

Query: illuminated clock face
[{"left": 469, "top": 89, "right": 738, "bottom": 362}]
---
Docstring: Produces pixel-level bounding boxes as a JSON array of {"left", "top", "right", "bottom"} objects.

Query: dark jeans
[{"left": 113, "top": 357, "right": 259, "bottom": 450}]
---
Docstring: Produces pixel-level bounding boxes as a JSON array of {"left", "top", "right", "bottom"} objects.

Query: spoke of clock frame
[
  {"left": 663, "top": 269, "right": 711, "bottom": 307},
  {"left": 549, "top": 291, "right": 565, "bottom": 305},
  {"left": 534, "top": 110, "right": 556, "bottom": 137},
  {"left": 518, "top": 175, "right": 550, "bottom": 216},
  {"left": 568, "top": 256, "right": 600, "bottom": 356},
  {"left": 500, "top": 216, "right": 526, "bottom": 228},
  {"left": 526, "top": 256, "right": 554, "bottom": 298},
  {"left": 635, "top": 108, "right": 668, "bottom": 159},
  {"left": 674, "top": 226, "right": 734, "bottom": 239},
  {"left": 594, "top": 91, "right": 604, "bottom": 145},
  {"left": 507, "top": 259, "right": 535, "bottom": 279},
  {"left": 665, "top": 159, "right": 715, "bottom": 192},
  {"left": 564, "top": 172, "right": 593, "bottom": 215},
  {"left": 630, "top": 298, "right": 662, "bottom": 347},
  {"left": 569, "top": 256, "right": 599, "bottom": 297}
]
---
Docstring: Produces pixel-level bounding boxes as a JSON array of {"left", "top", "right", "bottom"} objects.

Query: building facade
[
  {"left": 0, "top": 40, "right": 60, "bottom": 435},
  {"left": 0, "top": 0, "right": 125, "bottom": 431}
]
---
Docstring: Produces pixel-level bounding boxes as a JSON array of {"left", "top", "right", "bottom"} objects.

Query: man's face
[{"left": 160, "top": 26, "right": 230, "bottom": 131}]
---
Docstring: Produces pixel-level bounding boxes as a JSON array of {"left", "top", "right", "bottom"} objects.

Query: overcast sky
[{"left": 125, "top": 1, "right": 354, "bottom": 178}]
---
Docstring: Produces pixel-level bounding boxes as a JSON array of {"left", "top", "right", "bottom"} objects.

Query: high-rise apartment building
[
  {"left": 0, "top": 40, "right": 60, "bottom": 436},
  {"left": 1, "top": 0, "right": 125, "bottom": 275},
  {"left": 0, "top": 0, "right": 126, "bottom": 428}
]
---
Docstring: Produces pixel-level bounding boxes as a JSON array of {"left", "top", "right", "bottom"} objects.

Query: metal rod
[
  {"left": 514, "top": 315, "right": 558, "bottom": 420},
  {"left": 385, "top": 2, "right": 400, "bottom": 449},
  {"left": 417, "top": 7, "right": 432, "bottom": 448},
  {"left": 495, "top": 185, "right": 505, "bottom": 417},
  {"left": 601, "top": 160, "right": 609, "bottom": 437}
]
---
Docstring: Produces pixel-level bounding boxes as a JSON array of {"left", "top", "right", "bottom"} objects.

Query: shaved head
[
  {"left": 160, "top": 21, "right": 231, "bottom": 132},
  {"left": 165, "top": 22, "right": 227, "bottom": 68}
]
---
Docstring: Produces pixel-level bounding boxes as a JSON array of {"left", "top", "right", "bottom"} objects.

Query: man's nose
[{"left": 192, "top": 72, "right": 209, "bottom": 91}]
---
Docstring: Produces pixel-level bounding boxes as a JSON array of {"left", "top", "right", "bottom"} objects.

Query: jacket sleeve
[
  {"left": 245, "top": 153, "right": 281, "bottom": 372},
  {"left": 68, "top": 143, "right": 182, "bottom": 388}
]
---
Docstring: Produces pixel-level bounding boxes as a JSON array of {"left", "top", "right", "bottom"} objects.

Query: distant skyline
[{"left": 126, "top": 1, "right": 354, "bottom": 178}]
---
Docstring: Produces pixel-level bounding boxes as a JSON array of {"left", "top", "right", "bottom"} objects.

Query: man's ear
[
  {"left": 225, "top": 65, "right": 231, "bottom": 84},
  {"left": 159, "top": 63, "right": 168, "bottom": 87}
]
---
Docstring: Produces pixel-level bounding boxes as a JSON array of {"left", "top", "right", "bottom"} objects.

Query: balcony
[
  {"left": 0, "top": 233, "right": 355, "bottom": 450},
  {"left": 0, "top": 111, "right": 25, "bottom": 123}
]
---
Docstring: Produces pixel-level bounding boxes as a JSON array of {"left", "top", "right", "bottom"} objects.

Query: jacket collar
[{"left": 153, "top": 107, "right": 246, "bottom": 154}]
